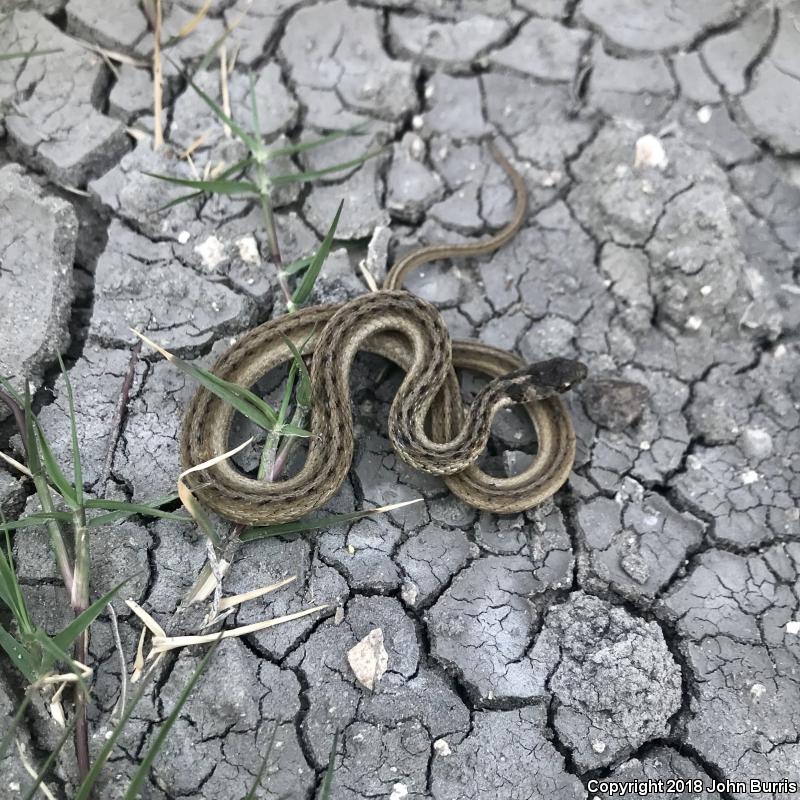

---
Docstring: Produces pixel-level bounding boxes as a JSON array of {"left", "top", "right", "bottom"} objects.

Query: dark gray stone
[{"left": 581, "top": 377, "right": 650, "bottom": 431}]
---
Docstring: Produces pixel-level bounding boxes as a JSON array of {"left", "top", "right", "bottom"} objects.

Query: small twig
[
  {"left": 206, "top": 538, "right": 224, "bottom": 621},
  {"left": 101, "top": 341, "right": 142, "bottom": 488},
  {"left": 15, "top": 739, "right": 58, "bottom": 800},
  {"left": 259, "top": 194, "right": 293, "bottom": 307},
  {"left": 219, "top": 44, "right": 231, "bottom": 138},
  {"left": 106, "top": 602, "right": 127, "bottom": 724},
  {"left": 152, "top": 0, "right": 164, "bottom": 150}
]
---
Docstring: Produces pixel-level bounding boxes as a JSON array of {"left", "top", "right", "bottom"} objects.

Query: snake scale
[{"left": 181, "top": 143, "right": 587, "bottom": 525}]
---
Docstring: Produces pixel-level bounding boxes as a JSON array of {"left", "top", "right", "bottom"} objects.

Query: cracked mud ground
[{"left": 1, "top": 1, "right": 799, "bottom": 798}]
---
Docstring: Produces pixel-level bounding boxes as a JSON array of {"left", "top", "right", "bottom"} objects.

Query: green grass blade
[
  {"left": 291, "top": 201, "right": 343, "bottom": 308},
  {"left": 0, "top": 529, "right": 33, "bottom": 631},
  {"left": 240, "top": 499, "right": 423, "bottom": 542},
  {"left": 154, "top": 189, "right": 204, "bottom": 213},
  {"left": 281, "top": 336, "right": 312, "bottom": 409},
  {"left": 271, "top": 150, "right": 383, "bottom": 186},
  {"left": 0, "top": 512, "right": 74, "bottom": 532},
  {"left": 122, "top": 639, "right": 221, "bottom": 800},
  {"left": 319, "top": 732, "right": 339, "bottom": 800},
  {"left": 153, "top": 157, "right": 254, "bottom": 213},
  {"left": 0, "top": 47, "right": 61, "bottom": 61},
  {"left": 280, "top": 254, "right": 314, "bottom": 277},
  {"left": 22, "top": 714, "right": 76, "bottom": 800},
  {"left": 83, "top": 495, "right": 181, "bottom": 522},
  {"left": 0, "top": 694, "right": 31, "bottom": 764},
  {"left": 187, "top": 77, "right": 262, "bottom": 154},
  {"left": 33, "top": 422, "right": 78, "bottom": 509},
  {"left": 132, "top": 331, "right": 283, "bottom": 431},
  {"left": 277, "top": 361, "right": 299, "bottom": 425},
  {"left": 198, "top": 369, "right": 281, "bottom": 428},
  {"left": 278, "top": 423, "right": 312, "bottom": 438},
  {"left": 51, "top": 577, "right": 130, "bottom": 652},
  {"left": 87, "top": 508, "right": 188, "bottom": 528},
  {"left": 0, "top": 624, "right": 38, "bottom": 683},
  {"left": 267, "top": 125, "right": 368, "bottom": 158},
  {"left": 143, "top": 172, "right": 259, "bottom": 196},
  {"left": 243, "top": 724, "right": 279, "bottom": 800},
  {"left": 57, "top": 355, "right": 82, "bottom": 508}
]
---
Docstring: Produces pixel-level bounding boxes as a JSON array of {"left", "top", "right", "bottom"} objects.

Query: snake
[{"left": 180, "top": 143, "right": 587, "bottom": 525}]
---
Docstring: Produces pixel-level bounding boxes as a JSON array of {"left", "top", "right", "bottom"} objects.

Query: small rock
[
  {"left": 750, "top": 682, "right": 767, "bottom": 700},
  {"left": 620, "top": 550, "right": 650, "bottom": 585},
  {"left": 433, "top": 738, "right": 452, "bottom": 756},
  {"left": 581, "top": 378, "right": 650, "bottom": 431},
  {"left": 235, "top": 236, "right": 260, "bottom": 266},
  {"left": 347, "top": 628, "right": 388, "bottom": 690},
  {"left": 389, "top": 783, "right": 408, "bottom": 800},
  {"left": 785, "top": 621, "right": 800, "bottom": 635},
  {"left": 740, "top": 427, "right": 773, "bottom": 461},
  {"left": 194, "top": 235, "right": 226, "bottom": 270},
  {"left": 696, "top": 105, "right": 713, "bottom": 124},
  {"left": 634, "top": 134, "right": 668, "bottom": 169},
  {"left": 400, "top": 580, "right": 420, "bottom": 607},
  {"left": 365, "top": 225, "right": 392, "bottom": 283}
]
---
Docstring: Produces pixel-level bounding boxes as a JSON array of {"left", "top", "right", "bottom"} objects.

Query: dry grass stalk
[{"left": 152, "top": 0, "right": 164, "bottom": 150}]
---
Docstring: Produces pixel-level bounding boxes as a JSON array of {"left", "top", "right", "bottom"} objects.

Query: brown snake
[{"left": 181, "top": 143, "right": 587, "bottom": 525}]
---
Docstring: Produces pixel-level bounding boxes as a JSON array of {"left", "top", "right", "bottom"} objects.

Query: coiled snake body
[{"left": 181, "top": 144, "right": 586, "bottom": 525}]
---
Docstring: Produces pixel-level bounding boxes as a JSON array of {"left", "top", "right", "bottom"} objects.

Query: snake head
[{"left": 505, "top": 358, "right": 588, "bottom": 403}]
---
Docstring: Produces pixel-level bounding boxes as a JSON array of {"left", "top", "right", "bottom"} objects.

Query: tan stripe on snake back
[{"left": 181, "top": 142, "right": 587, "bottom": 525}]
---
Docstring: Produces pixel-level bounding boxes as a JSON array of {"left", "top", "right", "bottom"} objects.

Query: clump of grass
[
  {"left": 0, "top": 362, "right": 187, "bottom": 782},
  {"left": 146, "top": 73, "right": 376, "bottom": 310}
]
